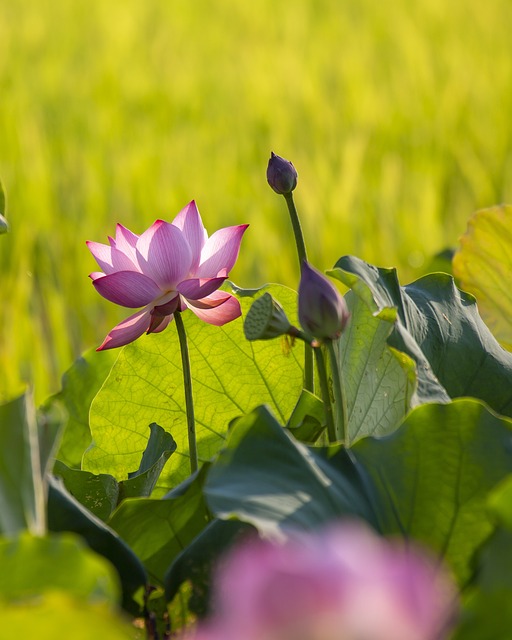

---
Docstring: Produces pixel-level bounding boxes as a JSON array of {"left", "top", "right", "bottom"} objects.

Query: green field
[{"left": 2, "top": 0, "right": 512, "bottom": 401}]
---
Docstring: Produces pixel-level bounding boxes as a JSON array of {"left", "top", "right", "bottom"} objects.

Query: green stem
[
  {"left": 283, "top": 192, "right": 314, "bottom": 394},
  {"left": 174, "top": 311, "right": 198, "bottom": 474},
  {"left": 314, "top": 346, "right": 336, "bottom": 444},
  {"left": 284, "top": 192, "right": 308, "bottom": 266},
  {"left": 326, "top": 339, "right": 348, "bottom": 446}
]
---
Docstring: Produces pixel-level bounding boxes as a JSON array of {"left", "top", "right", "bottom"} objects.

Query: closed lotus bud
[
  {"left": 266, "top": 152, "right": 298, "bottom": 195},
  {"left": 244, "top": 292, "right": 294, "bottom": 341},
  {"left": 298, "top": 261, "right": 350, "bottom": 340}
]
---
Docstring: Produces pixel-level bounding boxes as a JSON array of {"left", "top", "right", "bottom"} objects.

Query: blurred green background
[{"left": 1, "top": 0, "right": 512, "bottom": 402}]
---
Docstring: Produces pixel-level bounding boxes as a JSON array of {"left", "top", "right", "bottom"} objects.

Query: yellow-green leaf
[{"left": 453, "top": 205, "right": 512, "bottom": 350}]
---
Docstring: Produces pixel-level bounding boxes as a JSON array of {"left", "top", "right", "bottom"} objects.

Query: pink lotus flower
[
  {"left": 189, "top": 522, "right": 457, "bottom": 640},
  {"left": 87, "top": 201, "right": 248, "bottom": 350}
]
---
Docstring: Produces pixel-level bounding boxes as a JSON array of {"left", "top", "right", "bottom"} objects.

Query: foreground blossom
[
  {"left": 87, "top": 201, "right": 248, "bottom": 350},
  {"left": 189, "top": 522, "right": 457, "bottom": 640}
]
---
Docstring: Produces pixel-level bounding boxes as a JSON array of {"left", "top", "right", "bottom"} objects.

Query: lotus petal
[
  {"left": 97, "top": 308, "right": 151, "bottom": 350},
  {"left": 187, "top": 291, "right": 241, "bottom": 325},
  {"left": 93, "top": 271, "right": 162, "bottom": 307},
  {"left": 136, "top": 220, "right": 192, "bottom": 288},
  {"left": 171, "top": 200, "right": 208, "bottom": 271},
  {"left": 197, "top": 224, "right": 249, "bottom": 278}
]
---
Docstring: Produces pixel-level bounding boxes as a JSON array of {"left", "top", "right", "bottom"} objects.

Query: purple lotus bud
[
  {"left": 298, "top": 261, "right": 350, "bottom": 340},
  {"left": 266, "top": 152, "right": 298, "bottom": 195}
]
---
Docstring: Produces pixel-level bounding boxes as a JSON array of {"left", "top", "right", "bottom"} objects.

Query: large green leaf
[
  {"left": 53, "top": 423, "right": 177, "bottom": 520},
  {"left": 0, "top": 393, "right": 46, "bottom": 535},
  {"left": 48, "top": 348, "right": 118, "bottom": 469},
  {"left": 453, "top": 478, "right": 512, "bottom": 639},
  {"left": 0, "top": 532, "right": 120, "bottom": 603},
  {"left": 351, "top": 399, "right": 512, "bottom": 585},
  {"left": 205, "top": 405, "right": 376, "bottom": 538},
  {"left": 0, "top": 594, "right": 139, "bottom": 639},
  {"left": 453, "top": 204, "right": 512, "bottom": 350},
  {"left": 47, "top": 476, "right": 147, "bottom": 613},
  {"left": 337, "top": 291, "right": 417, "bottom": 444},
  {"left": 83, "top": 284, "right": 303, "bottom": 488},
  {"left": 205, "top": 399, "right": 512, "bottom": 589},
  {"left": 330, "top": 256, "right": 512, "bottom": 416},
  {"left": 108, "top": 465, "right": 210, "bottom": 585}
]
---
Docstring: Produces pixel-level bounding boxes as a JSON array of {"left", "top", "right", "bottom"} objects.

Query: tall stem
[
  {"left": 174, "top": 311, "right": 198, "bottom": 474},
  {"left": 284, "top": 192, "right": 314, "bottom": 394},
  {"left": 326, "top": 339, "right": 348, "bottom": 446},
  {"left": 313, "top": 346, "right": 336, "bottom": 444}
]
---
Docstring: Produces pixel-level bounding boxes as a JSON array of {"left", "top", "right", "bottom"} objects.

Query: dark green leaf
[
  {"left": 0, "top": 393, "right": 46, "bottom": 535},
  {"left": 47, "top": 476, "right": 147, "bottom": 613},
  {"left": 119, "top": 423, "right": 177, "bottom": 500},
  {"left": 164, "top": 519, "right": 254, "bottom": 615},
  {"left": 108, "top": 465, "right": 210, "bottom": 585},
  {"left": 330, "top": 256, "right": 512, "bottom": 416},
  {"left": 53, "top": 461, "right": 119, "bottom": 521},
  {"left": 205, "top": 405, "right": 376, "bottom": 537},
  {"left": 351, "top": 399, "right": 512, "bottom": 585}
]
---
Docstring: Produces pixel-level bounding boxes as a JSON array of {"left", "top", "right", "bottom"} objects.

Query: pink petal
[
  {"left": 93, "top": 271, "right": 162, "bottom": 308},
  {"left": 171, "top": 200, "right": 208, "bottom": 271},
  {"left": 177, "top": 276, "right": 226, "bottom": 300},
  {"left": 115, "top": 223, "right": 139, "bottom": 251},
  {"left": 89, "top": 271, "right": 105, "bottom": 281},
  {"left": 136, "top": 220, "right": 193, "bottom": 288},
  {"left": 187, "top": 291, "right": 241, "bottom": 326},
  {"left": 87, "top": 241, "right": 115, "bottom": 274},
  {"left": 196, "top": 224, "right": 249, "bottom": 278},
  {"left": 148, "top": 313, "right": 172, "bottom": 334},
  {"left": 97, "top": 308, "right": 151, "bottom": 350}
]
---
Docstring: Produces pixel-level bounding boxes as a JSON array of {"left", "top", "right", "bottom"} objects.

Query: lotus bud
[
  {"left": 244, "top": 292, "right": 295, "bottom": 341},
  {"left": 298, "top": 261, "right": 350, "bottom": 340},
  {"left": 266, "top": 152, "right": 298, "bottom": 195}
]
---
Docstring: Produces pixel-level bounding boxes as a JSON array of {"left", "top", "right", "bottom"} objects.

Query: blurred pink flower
[
  {"left": 189, "top": 522, "right": 457, "bottom": 640},
  {"left": 87, "top": 201, "right": 248, "bottom": 350}
]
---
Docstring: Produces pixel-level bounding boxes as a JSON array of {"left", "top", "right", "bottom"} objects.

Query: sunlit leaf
[
  {"left": 0, "top": 532, "right": 120, "bottom": 603},
  {"left": 337, "top": 292, "right": 417, "bottom": 444},
  {"left": 83, "top": 284, "right": 303, "bottom": 489},
  {"left": 0, "top": 592, "right": 139, "bottom": 639},
  {"left": 453, "top": 204, "right": 512, "bottom": 350},
  {"left": 49, "top": 348, "right": 118, "bottom": 468}
]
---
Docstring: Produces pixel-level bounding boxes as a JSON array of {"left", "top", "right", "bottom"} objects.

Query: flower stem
[
  {"left": 326, "top": 339, "right": 348, "bottom": 446},
  {"left": 174, "top": 311, "right": 198, "bottom": 474},
  {"left": 283, "top": 192, "right": 314, "bottom": 394},
  {"left": 313, "top": 346, "right": 336, "bottom": 444}
]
